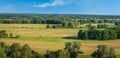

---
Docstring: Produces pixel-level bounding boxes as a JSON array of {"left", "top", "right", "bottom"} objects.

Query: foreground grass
[{"left": 0, "top": 38, "right": 120, "bottom": 55}]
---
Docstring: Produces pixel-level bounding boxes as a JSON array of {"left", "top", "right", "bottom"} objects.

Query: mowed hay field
[
  {"left": 0, "top": 24, "right": 120, "bottom": 55},
  {"left": 0, "top": 24, "right": 79, "bottom": 38}
]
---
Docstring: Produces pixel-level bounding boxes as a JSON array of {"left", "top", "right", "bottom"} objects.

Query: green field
[{"left": 0, "top": 24, "right": 120, "bottom": 55}]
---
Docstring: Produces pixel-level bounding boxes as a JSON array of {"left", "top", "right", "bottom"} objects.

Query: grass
[
  {"left": 0, "top": 24, "right": 120, "bottom": 55},
  {"left": 0, "top": 24, "right": 79, "bottom": 38},
  {"left": 0, "top": 38, "right": 120, "bottom": 55}
]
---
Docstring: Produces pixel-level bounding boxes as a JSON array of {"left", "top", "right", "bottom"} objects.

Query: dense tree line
[
  {"left": 0, "top": 14, "right": 120, "bottom": 25},
  {"left": 78, "top": 29, "right": 118, "bottom": 40},
  {"left": 0, "top": 41, "right": 83, "bottom": 58},
  {"left": 0, "top": 41, "right": 119, "bottom": 58},
  {"left": 0, "top": 42, "right": 42, "bottom": 58}
]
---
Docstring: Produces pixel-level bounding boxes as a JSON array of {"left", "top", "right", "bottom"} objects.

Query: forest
[{"left": 0, "top": 14, "right": 120, "bottom": 25}]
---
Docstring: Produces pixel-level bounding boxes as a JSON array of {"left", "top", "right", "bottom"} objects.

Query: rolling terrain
[{"left": 0, "top": 24, "right": 120, "bottom": 55}]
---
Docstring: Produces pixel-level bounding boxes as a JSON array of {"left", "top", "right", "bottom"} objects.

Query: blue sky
[{"left": 0, "top": 0, "right": 120, "bottom": 15}]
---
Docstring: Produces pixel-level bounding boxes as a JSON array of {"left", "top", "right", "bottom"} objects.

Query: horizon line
[{"left": 0, "top": 13, "right": 120, "bottom": 16}]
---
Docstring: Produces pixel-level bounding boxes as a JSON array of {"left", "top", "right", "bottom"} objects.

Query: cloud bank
[{"left": 33, "top": 0, "right": 72, "bottom": 8}]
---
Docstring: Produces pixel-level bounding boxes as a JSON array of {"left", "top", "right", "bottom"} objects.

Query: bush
[
  {"left": 46, "top": 25, "right": 50, "bottom": 28},
  {"left": 92, "top": 45, "right": 116, "bottom": 58},
  {"left": 9, "top": 33, "right": 13, "bottom": 38},
  {"left": 64, "top": 41, "right": 83, "bottom": 58},
  {"left": 15, "top": 35, "right": 20, "bottom": 38},
  {"left": 0, "top": 30, "right": 7, "bottom": 38}
]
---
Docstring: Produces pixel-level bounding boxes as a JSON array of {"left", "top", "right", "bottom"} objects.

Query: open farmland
[
  {"left": 1, "top": 0, "right": 120, "bottom": 57},
  {"left": 0, "top": 24, "right": 120, "bottom": 55},
  {"left": 0, "top": 24, "right": 79, "bottom": 38}
]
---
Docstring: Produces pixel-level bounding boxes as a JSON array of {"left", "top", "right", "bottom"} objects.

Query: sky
[{"left": 0, "top": 0, "right": 120, "bottom": 15}]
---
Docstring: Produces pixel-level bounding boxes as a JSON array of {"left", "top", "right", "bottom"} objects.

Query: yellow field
[
  {"left": 0, "top": 24, "right": 79, "bottom": 38},
  {"left": 0, "top": 24, "right": 120, "bottom": 55}
]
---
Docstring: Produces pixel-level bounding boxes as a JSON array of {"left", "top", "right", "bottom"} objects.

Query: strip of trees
[
  {"left": 78, "top": 26, "right": 120, "bottom": 40},
  {"left": 78, "top": 30, "right": 118, "bottom": 40},
  {"left": 0, "top": 41, "right": 83, "bottom": 58},
  {"left": 0, "top": 30, "right": 20, "bottom": 38},
  {"left": 0, "top": 14, "right": 120, "bottom": 25},
  {"left": 46, "top": 21, "right": 79, "bottom": 28},
  {"left": 0, "top": 42, "right": 42, "bottom": 58},
  {"left": 0, "top": 41, "right": 119, "bottom": 58}
]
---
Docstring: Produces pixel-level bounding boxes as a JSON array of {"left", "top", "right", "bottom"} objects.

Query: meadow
[{"left": 0, "top": 24, "right": 120, "bottom": 55}]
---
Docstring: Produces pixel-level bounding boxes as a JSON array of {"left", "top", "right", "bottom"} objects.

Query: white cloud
[
  {"left": 34, "top": 3, "right": 50, "bottom": 8},
  {"left": 5, "top": 4, "right": 13, "bottom": 10},
  {"left": 33, "top": 0, "right": 72, "bottom": 8},
  {"left": 0, "top": 4, "right": 14, "bottom": 12}
]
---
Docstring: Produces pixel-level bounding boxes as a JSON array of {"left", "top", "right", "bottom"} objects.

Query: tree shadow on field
[{"left": 62, "top": 36, "right": 79, "bottom": 40}]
